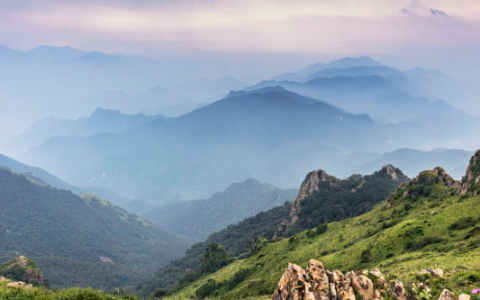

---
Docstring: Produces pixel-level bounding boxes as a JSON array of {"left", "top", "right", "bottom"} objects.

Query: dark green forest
[
  {"left": 289, "top": 166, "right": 410, "bottom": 234},
  {"left": 0, "top": 167, "right": 188, "bottom": 289}
]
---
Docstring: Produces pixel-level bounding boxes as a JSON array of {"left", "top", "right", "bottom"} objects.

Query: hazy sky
[{"left": 1, "top": 0, "right": 479, "bottom": 60}]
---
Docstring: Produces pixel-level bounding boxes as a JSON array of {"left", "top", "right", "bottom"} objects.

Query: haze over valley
[{"left": 1, "top": 1, "right": 480, "bottom": 299}]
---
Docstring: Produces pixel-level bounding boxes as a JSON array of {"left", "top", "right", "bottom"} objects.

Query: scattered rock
[
  {"left": 437, "top": 289, "right": 454, "bottom": 300},
  {"left": 249, "top": 279, "right": 259, "bottom": 285},
  {"left": 459, "top": 294, "right": 471, "bottom": 300},
  {"left": 430, "top": 211, "right": 436, "bottom": 216},
  {"left": 429, "top": 268, "right": 443, "bottom": 278},
  {"left": 390, "top": 280, "right": 407, "bottom": 300},
  {"left": 99, "top": 256, "right": 113, "bottom": 263},
  {"left": 403, "top": 191, "right": 409, "bottom": 198}
]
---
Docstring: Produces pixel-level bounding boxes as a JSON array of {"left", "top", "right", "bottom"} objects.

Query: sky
[{"left": 1, "top": 0, "right": 480, "bottom": 63}]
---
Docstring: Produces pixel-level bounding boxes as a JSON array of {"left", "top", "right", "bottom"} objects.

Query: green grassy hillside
[
  {"left": 0, "top": 277, "right": 138, "bottom": 300},
  {"left": 137, "top": 166, "right": 407, "bottom": 297},
  {"left": 167, "top": 166, "right": 480, "bottom": 299},
  {"left": 0, "top": 166, "right": 188, "bottom": 290}
]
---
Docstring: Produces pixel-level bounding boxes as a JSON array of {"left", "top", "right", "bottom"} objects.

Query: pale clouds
[{"left": 0, "top": 0, "right": 479, "bottom": 56}]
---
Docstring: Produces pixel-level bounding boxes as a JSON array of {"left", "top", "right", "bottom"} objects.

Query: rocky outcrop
[
  {"left": 437, "top": 289, "right": 454, "bottom": 300},
  {"left": 383, "top": 165, "right": 399, "bottom": 180},
  {"left": 272, "top": 263, "right": 314, "bottom": 300},
  {"left": 459, "top": 150, "right": 480, "bottom": 195},
  {"left": 307, "top": 260, "right": 330, "bottom": 300},
  {"left": 369, "top": 268, "right": 388, "bottom": 290},
  {"left": 386, "top": 193, "right": 394, "bottom": 209},
  {"left": 432, "top": 167, "right": 461, "bottom": 189},
  {"left": 273, "top": 260, "right": 450, "bottom": 300},
  {"left": 248, "top": 236, "right": 267, "bottom": 255},
  {"left": 347, "top": 272, "right": 374, "bottom": 300},
  {"left": 6, "top": 281, "right": 33, "bottom": 289},
  {"left": 328, "top": 270, "right": 356, "bottom": 300},
  {"left": 0, "top": 256, "right": 44, "bottom": 285},
  {"left": 276, "top": 170, "right": 335, "bottom": 236}
]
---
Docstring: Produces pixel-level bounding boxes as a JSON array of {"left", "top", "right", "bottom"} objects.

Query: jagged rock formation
[
  {"left": 273, "top": 260, "right": 451, "bottom": 300},
  {"left": 0, "top": 256, "right": 44, "bottom": 285},
  {"left": 278, "top": 165, "right": 405, "bottom": 235},
  {"left": 432, "top": 167, "right": 461, "bottom": 189},
  {"left": 384, "top": 165, "right": 399, "bottom": 180},
  {"left": 459, "top": 150, "right": 480, "bottom": 195},
  {"left": 248, "top": 236, "right": 267, "bottom": 255},
  {"left": 281, "top": 170, "right": 333, "bottom": 231}
]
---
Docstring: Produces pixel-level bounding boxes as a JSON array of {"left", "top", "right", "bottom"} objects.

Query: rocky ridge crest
[
  {"left": 278, "top": 165, "right": 401, "bottom": 235},
  {"left": 459, "top": 150, "right": 480, "bottom": 195}
]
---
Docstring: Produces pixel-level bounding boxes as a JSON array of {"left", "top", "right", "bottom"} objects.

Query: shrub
[
  {"left": 360, "top": 248, "right": 373, "bottom": 263},
  {"left": 405, "top": 236, "right": 444, "bottom": 250},
  {"left": 449, "top": 217, "right": 477, "bottom": 230},
  {"left": 316, "top": 224, "right": 328, "bottom": 235}
]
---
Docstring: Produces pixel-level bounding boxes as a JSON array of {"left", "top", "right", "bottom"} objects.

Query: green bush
[
  {"left": 449, "top": 217, "right": 477, "bottom": 230},
  {"left": 316, "top": 224, "right": 328, "bottom": 235},
  {"left": 360, "top": 248, "right": 373, "bottom": 263}
]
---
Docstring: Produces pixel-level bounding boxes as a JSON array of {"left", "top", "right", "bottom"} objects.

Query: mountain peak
[
  {"left": 381, "top": 164, "right": 400, "bottom": 180},
  {"left": 326, "top": 56, "right": 382, "bottom": 69},
  {"left": 90, "top": 107, "right": 121, "bottom": 116},
  {"left": 459, "top": 150, "right": 480, "bottom": 195}
]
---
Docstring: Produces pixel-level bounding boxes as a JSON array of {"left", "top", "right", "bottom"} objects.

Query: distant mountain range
[
  {"left": 21, "top": 87, "right": 384, "bottom": 197},
  {"left": 247, "top": 72, "right": 478, "bottom": 149},
  {"left": 142, "top": 179, "right": 298, "bottom": 242},
  {"left": 20, "top": 84, "right": 477, "bottom": 200},
  {"left": 271, "top": 56, "right": 383, "bottom": 82},
  {"left": 1, "top": 108, "right": 167, "bottom": 157},
  {"left": 0, "top": 166, "right": 188, "bottom": 289}
]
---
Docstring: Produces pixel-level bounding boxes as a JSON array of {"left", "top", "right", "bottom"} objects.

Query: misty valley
[{"left": 1, "top": 1, "right": 480, "bottom": 299}]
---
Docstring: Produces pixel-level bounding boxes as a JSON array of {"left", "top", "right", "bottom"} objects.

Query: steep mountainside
[
  {"left": 0, "top": 153, "right": 83, "bottom": 193},
  {"left": 277, "top": 165, "right": 409, "bottom": 236},
  {"left": 2, "top": 108, "right": 166, "bottom": 156},
  {"left": 23, "top": 88, "right": 382, "bottom": 197},
  {"left": 143, "top": 179, "right": 298, "bottom": 241},
  {"left": 0, "top": 167, "right": 188, "bottom": 289},
  {"left": 166, "top": 150, "right": 480, "bottom": 300},
  {"left": 136, "top": 166, "right": 408, "bottom": 297}
]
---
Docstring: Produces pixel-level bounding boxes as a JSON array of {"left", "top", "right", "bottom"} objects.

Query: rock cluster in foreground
[{"left": 272, "top": 260, "right": 466, "bottom": 300}]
